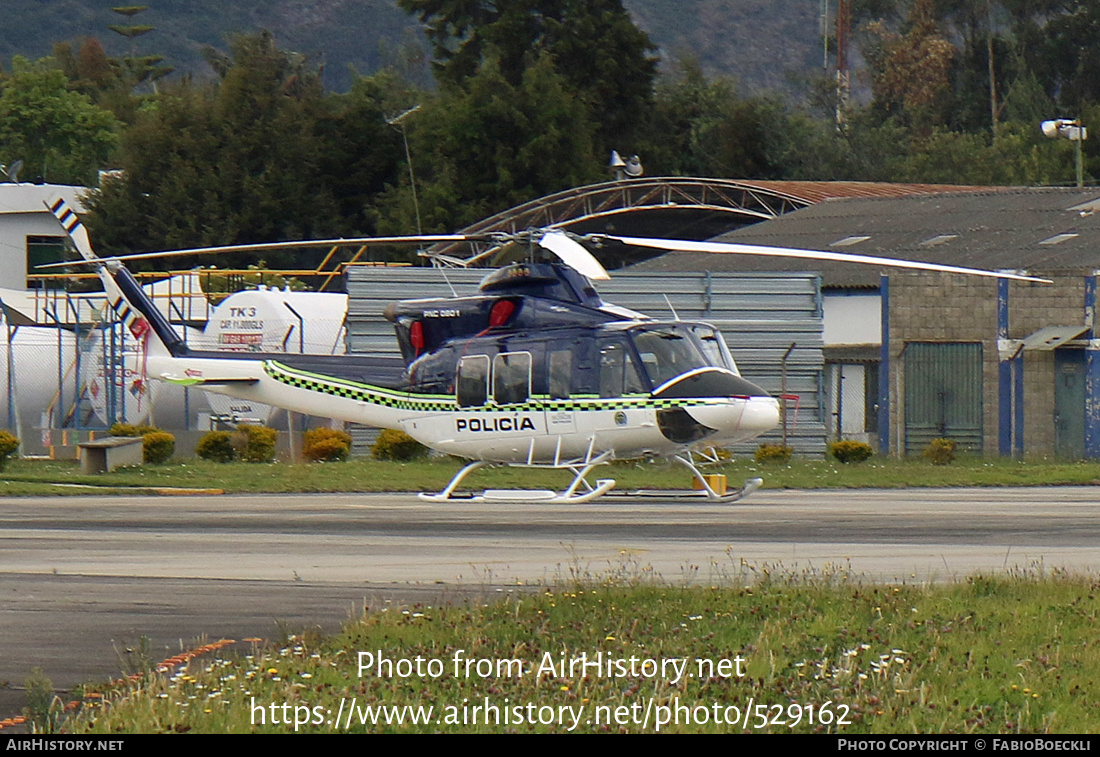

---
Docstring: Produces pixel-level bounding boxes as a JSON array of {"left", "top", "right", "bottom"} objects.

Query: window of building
[{"left": 26, "top": 236, "right": 67, "bottom": 289}]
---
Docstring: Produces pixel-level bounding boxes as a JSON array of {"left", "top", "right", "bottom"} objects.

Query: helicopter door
[
  {"left": 546, "top": 348, "right": 576, "bottom": 433},
  {"left": 456, "top": 355, "right": 490, "bottom": 407},
  {"left": 492, "top": 352, "right": 531, "bottom": 405}
]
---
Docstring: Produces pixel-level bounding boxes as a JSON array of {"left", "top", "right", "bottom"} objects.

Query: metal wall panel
[
  {"left": 346, "top": 267, "right": 826, "bottom": 455},
  {"left": 903, "top": 342, "right": 983, "bottom": 453}
]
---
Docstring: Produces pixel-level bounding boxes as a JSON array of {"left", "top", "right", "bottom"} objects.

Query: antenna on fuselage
[
  {"left": 662, "top": 293, "right": 680, "bottom": 321},
  {"left": 434, "top": 260, "right": 459, "bottom": 298}
]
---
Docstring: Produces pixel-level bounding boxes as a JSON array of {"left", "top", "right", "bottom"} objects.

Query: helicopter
[{"left": 44, "top": 197, "right": 1049, "bottom": 503}]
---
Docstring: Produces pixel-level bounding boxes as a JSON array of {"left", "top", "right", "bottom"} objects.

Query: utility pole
[{"left": 835, "top": 0, "right": 851, "bottom": 131}]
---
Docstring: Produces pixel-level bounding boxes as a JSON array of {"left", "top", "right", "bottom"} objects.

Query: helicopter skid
[
  {"left": 421, "top": 479, "right": 617, "bottom": 504},
  {"left": 419, "top": 453, "right": 617, "bottom": 504},
  {"left": 611, "top": 477, "right": 763, "bottom": 504}
]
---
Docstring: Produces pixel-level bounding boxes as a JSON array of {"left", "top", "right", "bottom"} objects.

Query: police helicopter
[{"left": 44, "top": 197, "right": 1049, "bottom": 504}]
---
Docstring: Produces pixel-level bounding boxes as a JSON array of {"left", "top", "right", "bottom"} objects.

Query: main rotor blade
[
  {"left": 538, "top": 230, "right": 610, "bottom": 280},
  {"left": 36, "top": 233, "right": 478, "bottom": 270},
  {"left": 603, "top": 235, "right": 1053, "bottom": 284}
]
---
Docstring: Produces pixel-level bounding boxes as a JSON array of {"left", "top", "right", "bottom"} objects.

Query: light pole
[
  {"left": 387, "top": 105, "right": 423, "bottom": 235},
  {"left": 1041, "top": 118, "right": 1088, "bottom": 188}
]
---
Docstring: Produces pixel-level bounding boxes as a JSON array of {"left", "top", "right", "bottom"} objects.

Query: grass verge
[
  {"left": 55, "top": 566, "right": 1100, "bottom": 734},
  {"left": 2, "top": 455, "right": 1100, "bottom": 495}
]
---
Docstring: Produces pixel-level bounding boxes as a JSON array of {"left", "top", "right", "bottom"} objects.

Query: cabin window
[
  {"left": 690, "top": 325, "right": 737, "bottom": 372},
  {"left": 632, "top": 327, "right": 708, "bottom": 389},
  {"left": 457, "top": 355, "right": 490, "bottom": 407},
  {"left": 548, "top": 350, "right": 572, "bottom": 399},
  {"left": 493, "top": 351, "right": 531, "bottom": 405},
  {"left": 599, "top": 341, "right": 644, "bottom": 398}
]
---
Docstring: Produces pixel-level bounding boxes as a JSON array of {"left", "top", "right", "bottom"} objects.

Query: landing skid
[
  {"left": 418, "top": 453, "right": 616, "bottom": 504},
  {"left": 418, "top": 450, "right": 763, "bottom": 504},
  {"left": 674, "top": 452, "right": 763, "bottom": 503},
  {"left": 611, "top": 480, "right": 763, "bottom": 503},
  {"left": 602, "top": 452, "right": 762, "bottom": 503}
]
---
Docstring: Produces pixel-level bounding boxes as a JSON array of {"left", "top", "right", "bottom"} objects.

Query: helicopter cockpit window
[
  {"left": 599, "top": 341, "right": 645, "bottom": 398},
  {"left": 631, "top": 326, "right": 712, "bottom": 389},
  {"left": 689, "top": 325, "right": 737, "bottom": 373},
  {"left": 457, "top": 355, "right": 490, "bottom": 407},
  {"left": 493, "top": 352, "right": 531, "bottom": 405}
]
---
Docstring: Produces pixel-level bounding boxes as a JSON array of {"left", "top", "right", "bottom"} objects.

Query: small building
[
  {"left": 0, "top": 183, "right": 86, "bottom": 290},
  {"left": 632, "top": 187, "right": 1100, "bottom": 459}
]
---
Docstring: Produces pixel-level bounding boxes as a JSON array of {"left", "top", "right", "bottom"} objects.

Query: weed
[{"left": 24, "top": 668, "right": 60, "bottom": 733}]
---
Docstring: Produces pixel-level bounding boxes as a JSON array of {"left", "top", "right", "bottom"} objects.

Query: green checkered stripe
[
  {"left": 264, "top": 360, "right": 709, "bottom": 414},
  {"left": 540, "top": 397, "right": 696, "bottom": 411},
  {"left": 264, "top": 361, "right": 454, "bottom": 412}
]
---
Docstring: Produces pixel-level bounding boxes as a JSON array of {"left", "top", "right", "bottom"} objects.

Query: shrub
[
  {"left": 922, "top": 438, "right": 957, "bottom": 465},
  {"left": 109, "top": 423, "right": 138, "bottom": 437},
  {"left": 196, "top": 431, "right": 236, "bottom": 463},
  {"left": 371, "top": 429, "right": 428, "bottom": 461},
  {"left": 109, "top": 423, "right": 158, "bottom": 437},
  {"left": 303, "top": 427, "right": 352, "bottom": 462},
  {"left": 828, "top": 440, "right": 874, "bottom": 464},
  {"left": 305, "top": 437, "right": 350, "bottom": 462},
  {"left": 233, "top": 424, "right": 278, "bottom": 463},
  {"left": 0, "top": 430, "right": 18, "bottom": 471},
  {"left": 142, "top": 431, "right": 175, "bottom": 464},
  {"left": 108, "top": 423, "right": 173, "bottom": 464},
  {"left": 754, "top": 443, "right": 792, "bottom": 464}
]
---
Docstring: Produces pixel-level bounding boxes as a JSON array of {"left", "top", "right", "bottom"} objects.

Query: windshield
[
  {"left": 688, "top": 324, "right": 738, "bottom": 374},
  {"left": 630, "top": 324, "right": 734, "bottom": 389}
]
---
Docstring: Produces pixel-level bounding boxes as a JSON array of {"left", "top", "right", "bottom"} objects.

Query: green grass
[
  {"left": 57, "top": 569, "right": 1100, "bottom": 733},
  {"left": 2, "top": 455, "right": 1100, "bottom": 496}
]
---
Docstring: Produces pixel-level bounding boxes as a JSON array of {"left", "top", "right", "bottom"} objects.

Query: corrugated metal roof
[
  {"left": 630, "top": 187, "right": 1100, "bottom": 288},
  {"left": 734, "top": 180, "right": 996, "bottom": 204}
]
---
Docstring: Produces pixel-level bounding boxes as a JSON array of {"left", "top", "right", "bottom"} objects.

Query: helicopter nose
[
  {"left": 652, "top": 368, "right": 780, "bottom": 444},
  {"left": 733, "top": 395, "right": 781, "bottom": 435},
  {"left": 684, "top": 394, "right": 780, "bottom": 440}
]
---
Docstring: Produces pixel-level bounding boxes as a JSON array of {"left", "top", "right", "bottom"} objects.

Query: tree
[
  {"left": 896, "top": 123, "right": 1068, "bottom": 183},
  {"left": 53, "top": 37, "right": 145, "bottom": 123},
  {"left": 645, "top": 59, "right": 776, "bottom": 179},
  {"left": 85, "top": 33, "right": 404, "bottom": 263},
  {"left": 375, "top": 51, "right": 602, "bottom": 233},
  {"left": 0, "top": 56, "right": 119, "bottom": 185},
  {"left": 398, "top": 0, "right": 658, "bottom": 153},
  {"left": 864, "top": 0, "right": 956, "bottom": 130},
  {"left": 108, "top": 4, "right": 173, "bottom": 90}
]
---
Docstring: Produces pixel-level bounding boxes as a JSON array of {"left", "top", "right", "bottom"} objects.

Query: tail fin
[{"left": 46, "top": 198, "right": 188, "bottom": 356}]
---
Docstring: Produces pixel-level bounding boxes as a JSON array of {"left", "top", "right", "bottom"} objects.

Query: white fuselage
[{"left": 150, "top": 353, "right": 780, "bottom": 463}]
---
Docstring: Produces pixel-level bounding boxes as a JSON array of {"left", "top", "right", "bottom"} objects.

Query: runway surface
[{"left": 2, "top": 486, "right": 1100, "bottom": 717}]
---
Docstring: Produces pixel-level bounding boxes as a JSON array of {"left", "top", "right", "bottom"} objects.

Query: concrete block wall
[
  {"left": 887, "top": 273, "right": 998, "bottom": 455},
  {"left": 886, "top": 271, "right": 1093, "bottom": 457}
]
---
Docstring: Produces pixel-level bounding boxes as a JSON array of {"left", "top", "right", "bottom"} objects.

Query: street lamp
[
  {"left": 387, "top": 105, "right": 423, "bottom": 235},
  {"left": 1041, "top": 118, "right": 1088, "bottom": 188}
]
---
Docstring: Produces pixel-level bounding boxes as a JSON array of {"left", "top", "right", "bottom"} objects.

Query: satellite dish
[{"left": 623, "top": 155, "right": 643, "bottom": 178}]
